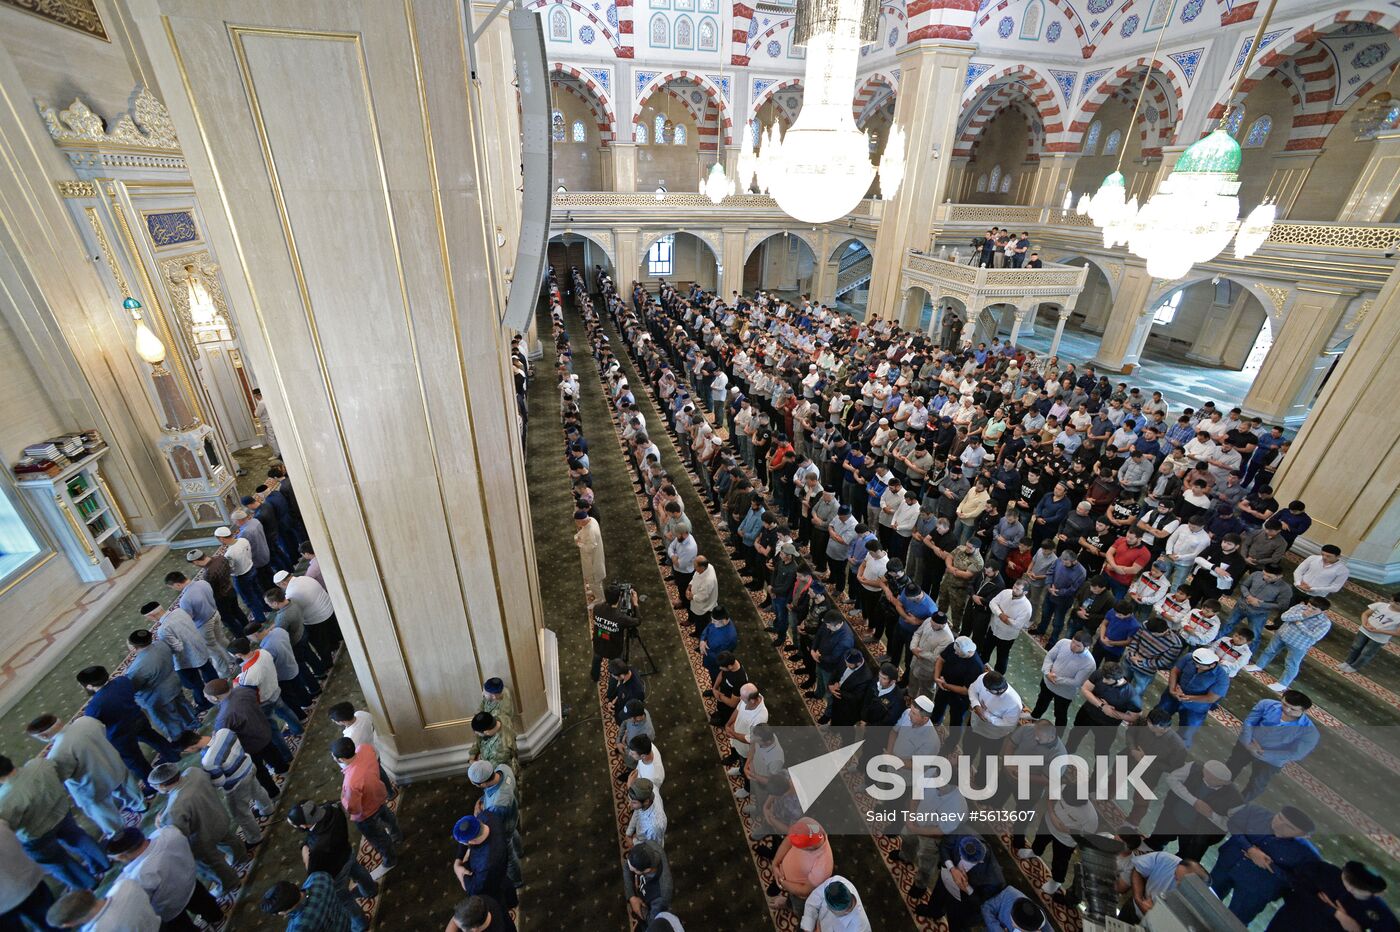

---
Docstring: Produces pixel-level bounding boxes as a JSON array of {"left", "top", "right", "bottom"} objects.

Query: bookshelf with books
[{"left": 14, "top": 447, "right": 138, "bottom": 582}]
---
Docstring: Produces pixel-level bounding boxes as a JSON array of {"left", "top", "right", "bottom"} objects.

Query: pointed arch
[
  {"left": 527, "top": 0, "right": 621, "bottom": 52},
  {"left": 634, "top": 69, "right": 734, "bottom": 144},
  {"left": 550, "top": 63, "right": 619, "bottom": 146},
  {"left": 959, "top": 64, "right": 1064, "bottom": 151},
  {"left": 853, "top": 72, "right": 898, "bottom": 125},
  {"left": 1066, "top": 58, "right": 1186, "bottom": 153},
  {"left": 750, "top": 76, "right": 804, "bottom": 124}
]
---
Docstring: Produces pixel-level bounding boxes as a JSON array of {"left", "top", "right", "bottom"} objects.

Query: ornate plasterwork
[
  {"left": 55, "top": 180, "right": 97, "bottom": 198},
  {"left": 1346, "top": 299, "right": 1375, "bottom": 332},
  {"left": 0, "top": 0, "right": 107, "bottom": 40},
  {"left": 1257, "top": 283, "right": 1290, "bottom": 314},
  {"left": 1266, "top": 223, "right": 1400, "bottom": 251},
  {"left": 159, "top": 252, "right": 236, "bottom": 346},
  {"left": 36, "top": 87, "right": 179, "bottom": 151}
]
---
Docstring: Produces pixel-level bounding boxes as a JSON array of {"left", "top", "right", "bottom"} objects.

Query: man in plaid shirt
[{"left": 1246, "top": 596, "right": 1332, "bottom": 690}]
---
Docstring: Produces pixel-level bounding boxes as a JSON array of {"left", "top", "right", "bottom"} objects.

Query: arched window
[
  {"left": 749, "top": 119, "right": 761, "bottom": 146},
  {"left": 674, "top": 124, "right": 687, "bottom": 145},
  {"left": 635, "top": 122, "right": 648, "bottom": 144},
  {"left": 1244, "top": 115, "right": 1272, "bottom": 148},
  {"left": 1000, "top": 172, "right": 1013, "bottom": 193},
  {"left": 976, "top": 174, "right": 988, "bottom": 192},
  {"left": 1225, "top": 107, "right": 1244, "bottom": 137},
  {"left": 1020, "top": 0, "right": 1043, "bottom": 39},
  {"left": 1103, "top": 129, "right": 1122, "bottom": 156},
  {"left": 1084, "top": 121, "right": 1101, "bottom": 154},
  {"left": 647, "top": 234, "right": 675, "bottom": 275},
  {"left": 572, "top": 120, "right": 587, "bottom": 143},
  {"left": 988, "top": 164, "right": 1002, "bottom": 192},
  {"left": 549, "top": 6, "right": 570, "bottom": 40},
  {"left": 650, "top": 13, "right": 669, "bottom": 46},
  {"left": 1153, "top": 289, "right": 1183, "bottom": 325},
  {"left": 654, "top": 113, "right": 667, "bottom": 143},
  {"left": 551, "top": 109, "right": 565, "bottom": 142},
  {"left": 698, "top": 17, "right": 718, "bottom": 50},
  {"left": 674, "top": 15, "right": 694, "bottom": 48}
]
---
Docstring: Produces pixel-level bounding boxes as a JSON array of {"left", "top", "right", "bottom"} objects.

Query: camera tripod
[{"left": 624, "top": 626, "right": 658, "bottom": 677}]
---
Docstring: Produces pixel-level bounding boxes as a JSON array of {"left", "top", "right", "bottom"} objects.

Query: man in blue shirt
[
  {"left": 76, "top": 665, "right": 183, "bottom": 789},
  {"left": 1210, "top": 804, "right": 1320, "bottom": 925},
  {"left": 1155, "top": 648, "right": 1230, "bottom": 746},
  {"left": 1227, "top": 691, "right": 1319, "bottom": 801},
  {"left": 892, "top": 582, "right": 936, "bottom": 670},
  {"left": 699, "top": 608, "right": 739, "bottom": 680}
]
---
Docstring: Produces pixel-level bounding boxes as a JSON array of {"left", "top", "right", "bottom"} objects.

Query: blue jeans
[
  {"left": 355, "top": 806, "right": 402, "bottom": 868},
  {"left": 22, "top": 814, "right": 110, "bottom": 890},
  {"left": 1254, "top": 636, "right": 1305, "bottom": 687},
  {"left": 262, "top": 698, "right": 305, "bottom": 735},
  {"left": 1155, "top": 695, "right": 1211, "bottom": 746},
  {"left": 771, "top": 595, "right": 791, "bottom": 641},
  {"left": 1106, "top": 579, "right": 1129, "bottom": 600},
  {"left": 1124, "top": 666, "right": 1156, "bottom": 706},
  {"left": 233, "top": 570, "right": 267, "bottom": 624},
  {"left": 1037, "top": 596, "right": 1074, "bottom": 640},
  {"left": 1221, "top": 604, "right": 1271, "bottom": 652},
  {"left": 1169, "top": 561, "right": 1193, "bottom": 590}
]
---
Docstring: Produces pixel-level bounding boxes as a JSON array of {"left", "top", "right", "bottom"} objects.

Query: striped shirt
[
  {"left": 1277, "top": 606, "right": 1332, "bottom": 651},
  {"left": 1123, "top": 626, "right": 1185, "bottom": 675},
  {"left": 200, "top": 727, "right": 254, "bottom": 790}
]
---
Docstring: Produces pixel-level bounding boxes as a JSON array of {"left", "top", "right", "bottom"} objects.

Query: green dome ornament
[{"left": 1174, "top": 127, "right": 1243, "bottom": 175}]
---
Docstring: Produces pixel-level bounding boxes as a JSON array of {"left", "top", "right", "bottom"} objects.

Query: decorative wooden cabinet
[{"left": 16, "top": 449, "right": 138, "bottom": 582}]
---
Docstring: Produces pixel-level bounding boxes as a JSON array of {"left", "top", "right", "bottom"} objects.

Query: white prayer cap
[{"left": 273, "top": 570, "right": 291, "bottom": 584}]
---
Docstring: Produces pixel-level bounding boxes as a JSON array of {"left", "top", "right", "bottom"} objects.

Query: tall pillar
[
  {"left": 1090, "top": 259, "right": 1155, "bottom": 373},
  {"left": 1273, "top": 261, "right": 1400, "bottom": 583},
  {"left": 1028, "top": 153, "right": 1079, "bottom": 208},
  {"left": 1007, "top": 304, "right": 1032, "bottom": 345},
  {"left": 615, "top": 228, "right": 641, "bottom": 288},
  {"left": 1186, "top": 286, "right": 1249, "bottom": 365},
  {"left": 1048, "top": 307, "right": 1072, "bottom": 358},
  {"left": 1265, "top": 150, "right": 1320, "bottom": 219},
  {"left": 1336, "top": 130, "right": 1400, "bottom": 222},
  {"left": 1241, "top": 284, "right": 1355, "bottom": 427},
  {"left": 131, "top": 0, "right": 560, "bottom": 777},
  {"left": 720, "top": 227, "right": 746, "bottom": 299},
  {"left": 867, "top": 40, "right": 975, "bottom": 320},
  {"left": 611, "top": 142, "right": 639, "bottom": 192}
]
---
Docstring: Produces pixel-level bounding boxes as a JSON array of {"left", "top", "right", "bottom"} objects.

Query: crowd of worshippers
[{"left": 540, "top": 263, "right": 1397, "bottom": 932}]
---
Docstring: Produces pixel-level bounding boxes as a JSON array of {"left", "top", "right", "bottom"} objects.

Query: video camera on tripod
[{"left": 612, "top": 582, "right": 656, "bottom": 675}]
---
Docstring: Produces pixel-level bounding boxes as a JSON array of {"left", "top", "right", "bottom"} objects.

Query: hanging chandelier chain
[{"left": 1220, "top": 0, "right": 1280, "bottom": 128}]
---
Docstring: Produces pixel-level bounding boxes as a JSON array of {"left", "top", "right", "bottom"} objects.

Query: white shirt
[
  {"left": 968, "top": 674, "right": 1022, "bottom": 738},
  {"left": 1180, "top": 610, "right": 1221, "bottom": 647},
  {"left": 987, "top": 590, "right": 1033, "bottom": 640},
  {"left": 1041, "top": 639, "right": 1097, "bottom": 699},
  {"left": 235, "top": 649, "right": 282, "bottom": 704},
  {"left": 82, "top": 879, "right": 159, "bottom": 932},
  {"left": 858, "top": 553, "right": 888, "bottom": 592},
  {"left": 733, "top": 700, "right": 769, "bottom": 742},
  {"left": 118, "top": 826, "right": 197, "bottom": 922},
  {"left": 221, "top": 536, "right": 253, "bottom": 576},
  {"left": 893, "top": 501, "right": 921, "bottom": 535},
  {"left": 1046, "top": 798, "right": 1098, "bottom": 847},
  {"left": 285, "top": 574, "right": 335, "bottom": 624},
  {"left": 1293, "top": 555, "right": 1350, "bottom": 597},
  {"left": 1213, "top": 637, "right": 1253, "bottom": 677},
  {"left": 636, "top": 746, "right": 666, "bottom": 787},
  {"left": 1361, "top": 602, "right": 1400, "bottom": 644},
  {"left": 1164, "top": 525, "right": 1211, "bottom": 564},
  {"left": 689, "top": 566, "right": 719, "bottom": 615},
  {"left": 344, "top": 710, "right": 377, "bottom": 747},
  {"left": 802, "top": 876, "right": 872, "bottom": 931}
]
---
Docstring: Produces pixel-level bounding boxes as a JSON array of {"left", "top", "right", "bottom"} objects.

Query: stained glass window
[
  {"left": 635, "top": 122, "right": 648, "bottom": 144},
  {"left": 550, "top": 6, "right": 570, "bottom": 40},
  {"left": 572, "top": 120, "right": 586, "bottom": 143},
  {"left": 1225, "top": 107, "right": 1244, "bottom": 137},
  {"left": 1103, "top": 129, "right": 1122, "bottom": 155},
  {"left": 1244, "top": 115, "right": 1271, "bottom": 148},
  {"left": 976, "top": 174, "right": 988, "bottom": 192},
  {"left": 674, "top": 124, "right": 687, "bottom": 145},
  {"left": 654, "top": 114, "right": 667, "bottom": 143},
  {"left": 1084, "top": 121, "right": 1101, "bottom": 154},
  {"left": 551, "top": 109, "right": 565, "bottom": 142},
  {"left": 988, "top": 164, "right": 1001, "bottom": 192}
]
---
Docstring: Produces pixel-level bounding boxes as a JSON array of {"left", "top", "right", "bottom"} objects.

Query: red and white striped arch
[
  {"left": 853, "top": 72, "right": 898, "bottom": 125},
  {"left": 635, "top": 70, "right": 735, "bottom": 146},
  {"left": 551, "top": 63, "right": 618, "bottom": 145},
  {"left": 955, "top": 87, "right": 1045, "bottom": 160},
  {"left": 731, "top": 2, "right": 754, "bottom": 66},
  {"left": 957, "top": 65, "right": 1063, "bottom": 154},
  {"left": 528, "top": 0, "right": 625, "bottom": 55},
  {"left": 750, "top": 76, "right": 804, "bottom": 124},
  {"left": 1205, "top": 8, "right": 1400, "bottom": 151},
  {"left": 1067, "top": 57, "right": 1186, "bottom": 153},
  {"left": 906, "top": 0, "right": 978, "bottom": 43}
]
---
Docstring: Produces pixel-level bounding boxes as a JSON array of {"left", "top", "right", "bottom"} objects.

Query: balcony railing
[
  {"left": 552, "top": 191, "right": 883, "bottom": 218},
  {"left": 935, "top": 203, "right": 1400, "bottom": 251},
  {"left": 904, "top": 250, "right": 1089, "bottom": 297}
]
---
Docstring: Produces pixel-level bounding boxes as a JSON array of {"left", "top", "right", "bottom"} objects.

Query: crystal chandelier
[
  {"left": 702, "top": 161, "right": 734, "bottom": 204},
  {"left": 738, "top": 0, "right": 905, "bottom": 223},
  {"left": 1086, "top": 0, "right": 1279, "bottom": 279}
]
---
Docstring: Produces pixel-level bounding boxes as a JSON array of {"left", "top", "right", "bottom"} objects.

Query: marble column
[
  {"left": 1186, "top": 287, "right": 1249, "bottom": 365},
  {"left": 610, "top": 142, "right": 639, "bottom": 192},
  {"left": 1029, "top": 153, "right": 1080, "bottom": 208},
  {"left": 615, "top": 228, "right": 642, "bottom": 288},
  {"left": 1273, "top": 262, "right": 1400, "bottom": 583},
  {"left": 1241, "top": 284, "right": 1355, "bottom": 427},
  {"left": 720, "top": 227, "right": 746, "bottom": 300},
  {"left": 1048, "top": 307, "right": 1072, "bottom": 358},
  {"left": 1265, "top": 150, "right": 1320, "bottom": 219},
  {"left": 1336, "top": 130, "right": 1400, "bottom": 223},
  {"left": 867, "top": 41, "right": 975, "bottom": 320},
  {"left": 130, "top": 0, "right": 560, "bottom": 778},
  {"left": 1090, "top": 259, "right": 1155, "bottom": 373}
]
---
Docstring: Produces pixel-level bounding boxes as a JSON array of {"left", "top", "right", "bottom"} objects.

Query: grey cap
[
  {"left": 629, "top": 778, "right": 655, "bottom": 802},
  {"left": 149, "top": 763, "right": 182, "bottom": 786},
  {"left": 467, "top": 760, "right": 495, "bottom": 785},
  {"left": 184, "top": 549, "right": 205, "bottom": 562}
]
